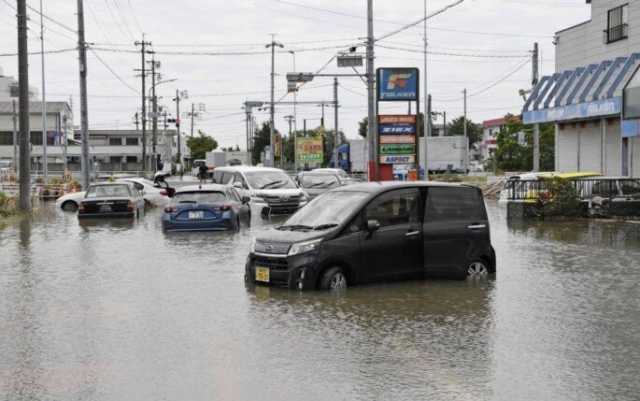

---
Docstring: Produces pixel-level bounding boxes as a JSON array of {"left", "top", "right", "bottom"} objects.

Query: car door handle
[
  {"left": 405, "top": 230, "right": 420, "bottom": 237},
  {"left": 467, "top": 224, "right": 487, "bottom": 230}
]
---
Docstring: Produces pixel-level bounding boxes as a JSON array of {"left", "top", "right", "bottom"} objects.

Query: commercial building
[{"left": 523, "top": 0, "right": 640, "bottom": 177}]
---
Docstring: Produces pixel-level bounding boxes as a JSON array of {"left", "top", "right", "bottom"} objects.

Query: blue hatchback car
[{"left": 161, "top": 184, "right": 250, "bottom": 232}]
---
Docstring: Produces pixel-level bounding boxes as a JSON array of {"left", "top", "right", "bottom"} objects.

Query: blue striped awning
[{"left": 522, "top": 53, "right": 640, "bottom": 124}]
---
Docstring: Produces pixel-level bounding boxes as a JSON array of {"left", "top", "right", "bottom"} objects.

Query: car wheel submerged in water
[
  {"left": 320, "top": 267, "right": 348, "bottom": 290},
  {"left": 467, "top": 260, "right": 489, "bottom": 277},
  {"left": 61, "top": 201, "right": 78, "bottom": 212}
]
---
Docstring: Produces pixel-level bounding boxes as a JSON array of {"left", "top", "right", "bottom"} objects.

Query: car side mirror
[
  {"left": 241, "top": 196, "right": 250, "bottom": 204},
  {"left": 366, "top": 219, "right": 381, "bottom": 233}
]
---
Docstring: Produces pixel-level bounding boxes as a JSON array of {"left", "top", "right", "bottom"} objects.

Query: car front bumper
[{"left": 245, "top": 252, "right": 319, "bottom": 290}]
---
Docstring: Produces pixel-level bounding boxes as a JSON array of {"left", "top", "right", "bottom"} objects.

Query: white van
[{"left": 213, "top": 166, "right": 308, "bottom": 216}]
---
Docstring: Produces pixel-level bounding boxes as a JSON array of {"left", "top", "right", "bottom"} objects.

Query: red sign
[
  {"left": 378, "top": 115, "right": 417, "bottom": 125},
  {"left": 380, "top": 135, "right": 415, "bottom": 144}
]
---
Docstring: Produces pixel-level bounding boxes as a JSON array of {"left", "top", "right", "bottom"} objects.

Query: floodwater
[{"left": 1, "top": 202, "right": 639, "bottom": 401}]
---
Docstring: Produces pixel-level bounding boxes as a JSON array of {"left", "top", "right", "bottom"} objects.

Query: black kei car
[{"left": 246, "top": 182, "right": 496, "bottom": 290}]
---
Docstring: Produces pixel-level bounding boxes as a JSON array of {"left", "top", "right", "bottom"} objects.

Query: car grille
[
  {"left": 263, "top": 195, "right": 301, "bottom": 211},
  {"left": 255, "top": 241, "right": 290, "bottom": 255},
  {"left": 254, "top": 256, "right": 289, "bottom": 271}
]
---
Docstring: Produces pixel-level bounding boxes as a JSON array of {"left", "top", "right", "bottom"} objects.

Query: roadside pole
[
  {"left": 12, "top": 99, "right": 18, "bottom": 174},
  {"left": 423, "top": 0, "right": 429, "bottom": 181},
  {"left": 532, "top": 42, "right": 540, "bottom": 172},
  {"left": 174, "top": 90, "right": 182, "bottom": 174},
  {"left": 77, "top": 0, "right": 90, "bottom": 189},
  {"left": 463, "top": 88, "right": 468, "bottom": 172},
  {"left": 135, "top": 37, "right": 152, "bottom": 172},
  {"left": 151, "top": 56, "right": 158, "bottom": 172},
  {"left": 334, "top": 77, "right": 339, "bottom": 168},
  {"left": 366, "top": 0, "right": 377, "bottom": 181},
  {"left": 17, "top": 0, "right": 31, "bottom": 211},
  {"left": 190, "top": 103, "right": 195, "bottom": 137},
  {"left": 39, "top": 0, "right": 47, "bottom": 182},
  {"left": 266, "top": 36, "right": 284, "bottom": 168}
]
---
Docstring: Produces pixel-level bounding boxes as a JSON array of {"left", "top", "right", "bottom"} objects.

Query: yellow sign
[{"left": 297, "top": 137, "right": 323, "bottom": 163}]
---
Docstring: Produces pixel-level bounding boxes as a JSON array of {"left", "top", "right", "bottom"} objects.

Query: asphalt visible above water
[{"left": 1, "top": 201, "right": 639, "bottom": 401}]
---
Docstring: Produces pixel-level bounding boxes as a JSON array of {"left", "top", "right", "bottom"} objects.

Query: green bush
[{"left": 538, "top": 177, "right": 582, "bottom": 216}]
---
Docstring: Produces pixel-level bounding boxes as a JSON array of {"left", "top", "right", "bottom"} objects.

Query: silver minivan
[{"left": 213, "top": 166, "right": 308, "bottom": 216}]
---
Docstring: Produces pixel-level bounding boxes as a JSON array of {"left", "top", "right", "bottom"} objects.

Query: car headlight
[{"left": 288, "top": 238, "right": 322, "bottom": 256}]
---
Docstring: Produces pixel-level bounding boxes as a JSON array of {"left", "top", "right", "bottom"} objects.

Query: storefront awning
[{"left": 523, "top": 53, "right": 640, "bottom": 124}]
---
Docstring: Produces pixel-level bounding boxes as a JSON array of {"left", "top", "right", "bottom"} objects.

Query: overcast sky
[{"left": 0, "top": 0, "right": 591, "bottom": 148}]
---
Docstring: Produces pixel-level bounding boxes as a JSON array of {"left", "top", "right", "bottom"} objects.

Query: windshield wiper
[
  {"left": 307, "top": 182, "right": 332, "bottom": 188},
  {"left": 260, "top": 180, "right": 284, "bottom": 189},
  {"left": 278, "top": 224, "right": 314, "bottom": 231},
  {"left": 314, "top": 223, "right": 338, "bottom": 230}
]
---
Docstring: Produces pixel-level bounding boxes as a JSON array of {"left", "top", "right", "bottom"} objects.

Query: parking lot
[{"left": 1, "top": 202, "right": 640, "bottom": 401}]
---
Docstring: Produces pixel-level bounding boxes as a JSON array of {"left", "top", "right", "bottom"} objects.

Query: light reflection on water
[{"left": 0, "top": 202, "right": 639, "bottom": 401}]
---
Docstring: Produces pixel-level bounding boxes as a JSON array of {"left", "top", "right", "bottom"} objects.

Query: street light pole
[
  {"left": 266, "top": 35, "right": 284, "bottom": 167},
  {"left": 366, "top": 0, "right": 377, "bottom": 181}
]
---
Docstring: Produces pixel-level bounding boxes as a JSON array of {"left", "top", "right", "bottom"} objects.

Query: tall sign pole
[
  {"left": 39, "top": 0, "right": 48, "bottom": 181},
  {"left": 17, "top": 0, "right": 31, "bottom": 211},
  {"left": 366, "top": 0, "right": 377, "bottom": 181},
  {"left": 77, "top": 0, "right": 90, "bottom": 189}
]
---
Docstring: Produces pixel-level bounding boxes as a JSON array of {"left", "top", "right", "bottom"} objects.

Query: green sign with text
[{"left": 380, "top": 143, "right": 416, "bottom": 155}]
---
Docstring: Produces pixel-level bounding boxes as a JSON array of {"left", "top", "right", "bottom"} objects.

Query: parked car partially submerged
[
  {"left": 78, "top": 183, "right": 145, "bottom": 219},
  {"left": 297, "top": 170, "right": 353, "bottom": 199},
  {"left": 246, "top": 181, "right": 495, "bottom": 290},
  {"left": 161, "top": 184, "right": 250, "bottom": 232}
]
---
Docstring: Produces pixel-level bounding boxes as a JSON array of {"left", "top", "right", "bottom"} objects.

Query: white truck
[
  {"left": 348, "top": 139, "right": 367, "bottom": 173},
  {"left": 419, "top": 136, "right": 469, "bottom": 174}
]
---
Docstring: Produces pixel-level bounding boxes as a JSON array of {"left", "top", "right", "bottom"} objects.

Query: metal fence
[{"left": 504, "top": 178, "right": 640, "bottom": 201}]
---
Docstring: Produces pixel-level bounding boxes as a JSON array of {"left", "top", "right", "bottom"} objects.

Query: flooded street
[{"left": 1, "top": 202, "right": 639, "bottom": 401}]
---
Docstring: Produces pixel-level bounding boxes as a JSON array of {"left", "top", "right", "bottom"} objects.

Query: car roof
[
  {"left": 300, "top": 170, "right": 340, "bottom": 176},
  {"left": 338, "top": 181, "right": 471, "bottom": 193},
  {"left": 176, "top": 184, "right": 229, "bottom": 193},
  {"left": 214, "top": 166, "right": 284, "bottom": 173},
  {"left": 89, "top": 182, "right": 133, "bottom": 187}
]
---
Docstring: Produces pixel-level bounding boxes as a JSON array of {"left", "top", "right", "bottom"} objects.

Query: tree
[
  {"left": 186, "top": 130, "right": 218, "bottom": 159},
  {"left": 251, "top": 122, "right": 271, "bottom": 165},
  {"left": 493, "top": 115, "right": 555, "bottom": 172},
  {"left": 446, "top": 116, "right": 482, "bottom": 145}
]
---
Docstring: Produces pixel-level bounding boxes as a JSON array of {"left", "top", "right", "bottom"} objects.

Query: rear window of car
[
  {"left": 86, "top": 185, "right": 131, "bottom": 198},
  {"left": 425, "top": 187, "right": 485, "bottom": 222},
  {"left": 173, "top": 191, "right": 227, "bottom": 204}
]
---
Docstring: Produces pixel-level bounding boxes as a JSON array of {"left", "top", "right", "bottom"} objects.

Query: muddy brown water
[{"left": 1, "top": 202, "right": 639, "bottom": 401}]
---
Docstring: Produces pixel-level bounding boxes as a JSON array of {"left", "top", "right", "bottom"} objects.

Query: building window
[
  {"left": 109, "top": 137, "right": 122, "bottom": 146},
  {"left": 605, "top": 4, "right": 628, "bottom": 44},
  {"left": 126, "top": 156, "right": 137, "bottom": 163},
  {"left": 110, "top": 156, "right": 123, "bottom": 164},
  {"left": 0, "top": 132, "right": 13, "bottom": 145},
  {"left": 125, "top": 137, "right": 139, "bottom": 146}
]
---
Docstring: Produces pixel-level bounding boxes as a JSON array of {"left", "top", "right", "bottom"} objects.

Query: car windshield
[
  {"left": 245, "top": 171, "right": 297, "bottom": 189},
  {"left": 86, "top": 185, "right": 131, "bottom": 198},
  {"left": 283, "top": 191, "right": 369, "bottom": 229},
  {"left": 300, "top": 174, "right": 340, "bottom": 189},
  {"left": 173, "top": 191, "right": 227, "bottom": 204}
]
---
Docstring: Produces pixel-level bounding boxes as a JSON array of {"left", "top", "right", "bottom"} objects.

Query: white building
[
  {"left": 524, "top": 0, "right": 640, "bottom": 177},
  {"left": 0, "top": 66, "right": 37, "bottom": 101}
]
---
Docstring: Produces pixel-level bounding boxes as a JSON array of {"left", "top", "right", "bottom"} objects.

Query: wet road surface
[{"left": 1, "top": 202, "right": 639, "bottom": 401}]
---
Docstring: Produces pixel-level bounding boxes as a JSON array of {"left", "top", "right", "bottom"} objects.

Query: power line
[
  {"left": 376, "top": 44, "right": 529, "bottom": 59},
  {"left": 126, "top": 0, "right": 145, "bottom": 35},
  {"left": 89, "top": 48, "right": 139, "bottom": 94},
  {"left": 0, "top": 47, "right": 77, "bottom": 57}
]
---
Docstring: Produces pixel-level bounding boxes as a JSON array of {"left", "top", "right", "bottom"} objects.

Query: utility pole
[
  {"left": 77, "top": 0, "right": 90, "bottom": 190},
  {"left": 366, "top": 0, "right": 377, "bottom": 181},
  {"left": 173, "top": 90, "right": 182, "bottom": 170},
  {"left": 443, "top": 111, "right": 447, "bottom": 136},
  {"left": 532, "top": 42, "right": 540, "bottom": 172},
  {"left": 463, "top": 88, "right": 468, "bottom": 172},
  {"left": 17, "top": 0, "right": 31, "bottom": 210},
  {"left": 289, "top": 50, "right": 298, "bottom": 132},
  {"left": 190, "top": 103, "right": 195, "bottom": 137},
  {"left": 320, "top": 102, "right": 326, "bottom": 128},
  {"left": 135, "top": 37, "right": 152, "bottom": 172},
  {"left": 266, "top": 35, "right": 284, "bottom": 167},
  {"left": 333, "top": 77, "right": 339, "bottom": 167},
  {"left": 12, "top": 99, "right": 18, "bottom": 173},
  {"left": 150, "top": 56, "right": 158, "bottom": 172},
  {"left": 245, "top": 108, "right": 252, "bottom": 153},
  {"left": 39, "top": 0, "right": 47, "bottom": 182},
  {"left": 423, "top": 0, "right": 429, "bottom": 181}
]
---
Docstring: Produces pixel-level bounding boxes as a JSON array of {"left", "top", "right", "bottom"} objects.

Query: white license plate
[
  {"left": 99, "top": 205, "right": 112, "bottom": 212},
  {"left": 188, "top": 211, "right": 205, "bottom": 220},
  {"left": 255, "top": 267, "right": 270, "bottom": 283}
]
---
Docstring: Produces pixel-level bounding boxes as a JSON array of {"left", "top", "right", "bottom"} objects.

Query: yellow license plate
[{"left": 255, "top": 267, "right": 270, "bottom": 283}]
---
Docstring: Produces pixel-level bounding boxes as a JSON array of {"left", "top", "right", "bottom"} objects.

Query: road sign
[
  {"left": 379, "top": 124, "right": 416, "bottom": 135},
  {"left": 377, "top": 68, "right": 419, "bottom": 101},
  {"left": 286, "top": 73, "right": 314, "bottom": 83},
  {"left": 379, "top": 115, "right": 416, "bottom": 124},
  {"left": 296, "top": 137, "right": 323, "bottom": 163},
  {"left": 337, "top": 54, "right": 363, "bottom": 67}
]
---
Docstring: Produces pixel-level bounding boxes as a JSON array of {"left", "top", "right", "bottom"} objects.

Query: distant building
[
  {"left": 524, "top": 0, "right": 640, "bottom": 177},
  {"left": 0, "top": 66, "right": 38, "bottom": 101},
  {"left": 481, "top": 118, "right": 504, "bottom": 161}
]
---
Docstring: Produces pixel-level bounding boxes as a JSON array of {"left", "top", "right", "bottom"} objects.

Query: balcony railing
[{"left": 604, "top": 23, "right": 628, "bottom": 44}]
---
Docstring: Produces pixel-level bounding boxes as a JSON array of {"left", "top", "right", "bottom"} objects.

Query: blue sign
[
  {"left": 623, "top": 119, "right": 640, "bottom": 138},
  {"left": 379, "top": 124, "right": 416, "bottom": 135},
  {"left": 377, "top": 68, "right": 419, "bottom": 101},
  {"left": 523, "top": 97, "right": 622, "bottom": 124}
]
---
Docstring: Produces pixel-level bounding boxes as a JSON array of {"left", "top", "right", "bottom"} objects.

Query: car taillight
[
  {"left": 127, "top": 201, "right": 135, "bottom": 211},
  {"left": 160, "top": 190, "right": 168, "bottom": 196},
  {"left": 164, "top": 206, "right": 176, "bottom": 213}
]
